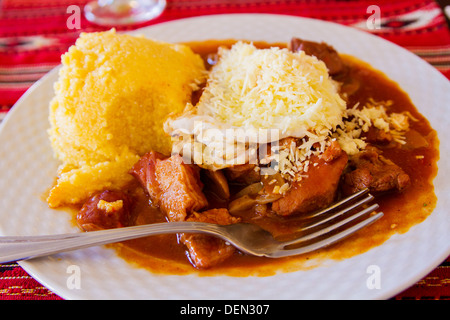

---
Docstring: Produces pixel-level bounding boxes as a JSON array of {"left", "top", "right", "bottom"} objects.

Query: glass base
[{"left": 84, "top": 0, "right": 166, "bottom": 26}]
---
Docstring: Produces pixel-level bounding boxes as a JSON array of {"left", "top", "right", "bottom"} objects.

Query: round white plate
[{"left": 0, "top": 14, "right": 449, "bottom": 300}]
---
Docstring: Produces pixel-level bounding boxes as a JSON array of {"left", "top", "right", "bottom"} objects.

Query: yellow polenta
[{"left": 47, "top": 29, "right": 205, "bottom": 207}]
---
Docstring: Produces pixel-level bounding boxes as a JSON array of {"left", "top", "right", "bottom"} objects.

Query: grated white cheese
[
  {"left": 193, "top": 42, "right": 346, "bottom": 136},
  {"left": 165, "top": 42, "right": 412, "bottom": 178},
  {"left": 166, "top": 41, "right": 346, "bottom": 168},
  {"left": 333, "top": 99, "right": 412, "bottom": 155}
]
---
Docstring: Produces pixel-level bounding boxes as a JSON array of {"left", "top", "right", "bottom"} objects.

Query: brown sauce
[{"left": 102, "top": 40, "right": 438, "bottom": 276}]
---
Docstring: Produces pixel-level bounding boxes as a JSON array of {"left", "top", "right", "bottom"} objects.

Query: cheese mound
[
  {"left": 47, "top": 29, "right": 206, "bottom": 207},
  {"left": 167, "top": 42, "right": 346, "bottom": 167},
  {"left": 195, "top": 42, "right": 346, "bottom": 135}
]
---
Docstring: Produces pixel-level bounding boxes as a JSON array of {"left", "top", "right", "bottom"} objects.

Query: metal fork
[{"left": 0, "top": 189, "right": 382, "bottom": 263}]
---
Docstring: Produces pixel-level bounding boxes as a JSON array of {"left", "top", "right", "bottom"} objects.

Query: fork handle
[{"left": 0, "top": 222, "right": 225, "bottom": 263}]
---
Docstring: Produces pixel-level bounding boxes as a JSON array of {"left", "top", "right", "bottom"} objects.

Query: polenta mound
[{"left": 47, "top": 29, "right": 206, "bottom": 207}]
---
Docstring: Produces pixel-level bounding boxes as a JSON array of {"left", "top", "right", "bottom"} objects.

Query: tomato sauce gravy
[{"left": 98, "top": 40, "right": 438, "bottom": 277}]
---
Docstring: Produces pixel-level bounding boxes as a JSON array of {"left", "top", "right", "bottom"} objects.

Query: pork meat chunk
[
  {"left": 128, "top": 151, "right": 166, "bottom": 202},
  {"left": 342, "top": 147, "right": 410, "bottom": 195},
  {"left": 77, "top": 190, "right": 133, "bottom": 231},
  {"left": 130, "top": 151, "right": 208, "bottom": 222},
  {"left": 180, "top": 208, "right": 241, "bottom": 268},
  {"left": 290, "top": 38, "right": 346, "bottom": 76},
  {"left": 272, "top": 141, "right": 348, "bottom": 216}
]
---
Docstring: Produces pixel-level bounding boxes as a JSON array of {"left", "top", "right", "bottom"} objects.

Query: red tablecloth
[{"left": 0, "top": 0, "right": 449, "bottom": 300}]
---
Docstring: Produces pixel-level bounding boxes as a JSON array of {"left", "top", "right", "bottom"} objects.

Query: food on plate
[
  {"left": 47, "top": 33, "right": 438, "bottom": 274},
  {"left": 46, "top": 29, "right": 206, "bottom": 207}
]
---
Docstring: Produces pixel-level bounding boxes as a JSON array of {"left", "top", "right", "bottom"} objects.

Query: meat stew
[{"left": 75, "top": 39, "right": 439, "bottom": 276}]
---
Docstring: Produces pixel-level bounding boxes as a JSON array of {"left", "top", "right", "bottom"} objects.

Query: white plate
[{"left": 0, "top": 14, "right": 449, "bottom": 300}]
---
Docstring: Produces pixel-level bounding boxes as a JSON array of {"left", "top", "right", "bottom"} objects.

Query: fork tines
[{"left": 280, "top": 189, "right": 383, "bottom": 251}]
